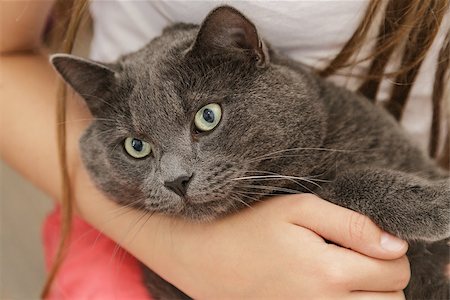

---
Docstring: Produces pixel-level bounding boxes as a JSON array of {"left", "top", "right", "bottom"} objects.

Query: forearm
[{"left": 0, "top": 52, "right": 62, "bottom": 199}]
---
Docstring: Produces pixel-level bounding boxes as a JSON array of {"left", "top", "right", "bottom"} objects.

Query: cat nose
[{"left": 164, "top": 174, "right": 193, "bottom": 197}]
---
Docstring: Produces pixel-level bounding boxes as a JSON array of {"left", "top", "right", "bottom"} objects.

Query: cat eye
[
  {"left": 194, "top": 103, "right": 222, "bottom": 132},
  {"left": 124, "top": 137, "right": 152, "bottom": 158}
]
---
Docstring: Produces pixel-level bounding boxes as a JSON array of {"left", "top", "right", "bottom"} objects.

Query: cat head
[{"left": 51, "top": 6, "right": 327, "bottom": 220}]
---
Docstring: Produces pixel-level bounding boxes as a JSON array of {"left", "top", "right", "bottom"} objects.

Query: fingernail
[{"left": 380, "top": 232, "right": 407, "bottom": 252}]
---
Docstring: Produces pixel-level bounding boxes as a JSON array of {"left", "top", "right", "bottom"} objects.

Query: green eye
[
  {"left": 124, "top": 137, "right": 152, "bottom": 158},
  {"left": 194, "top": 103, "right": 222, "bottom": 132}
]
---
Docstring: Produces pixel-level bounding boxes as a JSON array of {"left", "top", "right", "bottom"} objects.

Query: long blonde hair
[{"left": 42, "top": 0, "right": 450, "bottom": 297}]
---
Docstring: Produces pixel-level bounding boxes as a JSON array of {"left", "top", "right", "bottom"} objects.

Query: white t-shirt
[{"left": 89, "top": 0, "right": 449, "bottom": 151}]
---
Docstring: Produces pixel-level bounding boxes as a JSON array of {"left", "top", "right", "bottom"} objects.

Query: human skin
[{"left": 0, "top": 1, "right": 410, "bottom": 299}]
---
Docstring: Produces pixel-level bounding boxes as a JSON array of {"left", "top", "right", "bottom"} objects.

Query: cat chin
[{"left": 161, "top": 198, "right": 236, "bottom": 222}]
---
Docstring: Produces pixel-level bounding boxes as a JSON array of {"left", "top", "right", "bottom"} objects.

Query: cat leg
[{"left": 320, "top": 168, "right": 450, "bottom": 242}]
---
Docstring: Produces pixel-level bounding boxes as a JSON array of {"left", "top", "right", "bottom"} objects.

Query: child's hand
[{"left": 168, "top": 194, "right": 410, "bottom": 299}]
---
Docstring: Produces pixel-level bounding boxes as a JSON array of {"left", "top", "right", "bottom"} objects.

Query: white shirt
[{"left": 89, "top": 0, "right": 449, "bottom": 151}]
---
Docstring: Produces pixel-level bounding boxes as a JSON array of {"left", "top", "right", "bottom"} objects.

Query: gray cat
[{"left": 50, "top": 6, "right": 449, "bottom": 300}]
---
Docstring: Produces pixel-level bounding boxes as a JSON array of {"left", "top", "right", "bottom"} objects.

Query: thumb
[{"left": 285, "top": 194, "right": 408, "bottom": 260}]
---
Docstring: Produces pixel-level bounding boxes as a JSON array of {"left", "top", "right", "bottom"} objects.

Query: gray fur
[{"left": 50, "top": 6, "right": 449, "bottom": 300}]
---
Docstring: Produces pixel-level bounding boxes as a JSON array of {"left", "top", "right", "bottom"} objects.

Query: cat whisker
[
  {"left": 57, "top": 118, "right": 117, "bottom": 125},
  {"left": 85, "top": 201, "right": 147, "bottom": 252},
  {"left": 110, "top": 209, "right": 154, "bottom": 289},
  {"left": 245, "top": 169, "right": 326, "bottom": 178},
  {"left": 249, "top": 154, "right": 336, "bottom": 162},
  {"left": 249, "top": 147, "right": 355, "bottom": 162},
  {"left": 243, "top": 180, "right": 316, "bottom": 196},
  {"left": 232, "top": 174, "right": 325, "bottom": 189},
  {"left": 111, "top": 140, "right": 123, "bottom": 154},
  {"left": 232, "top": 191, "right": 265, "bottom": 203},
  {"left": 84, "top": 128, "right": 120, "bottom": 142},
  {"left": 84, "top": 127, "right": 117, "bottom": 138},
  {"left": 254, "top": 170, "right": 329, "bottom": 180},
  {"left": 236, "top": 176, "right": 318, "bottom": 192},
  {"left": 233, "top": 189, "right": 270, "bottom": 196},
  {"left": 126, "top": 211, "right": 155, "bottom": 245},
  {"left": 106, "top": 199, "right": 145, "bottom": 217},
  {"left": 79, "top": 93, "right": 119, "bottom": 111},
  {"left": 240, "top": 170, "right": 324, "bottom": 193},
  {"left": 109, "top": 208, "right": 150, "bottom": 264},
  {"left": 230, "top": 193, "right": 254, "bottom": 209},
  {"left": 238, "top": 184, "right": 305, "bottom": 195}
]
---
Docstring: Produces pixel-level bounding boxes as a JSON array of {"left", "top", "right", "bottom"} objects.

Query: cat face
[{"left": 51, "top": 6, "right": 327, "bottom": 220}]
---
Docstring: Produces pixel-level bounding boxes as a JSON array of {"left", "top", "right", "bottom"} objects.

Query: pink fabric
[{"left": 43, "top": 205, "right": 152, "bottom": 300}]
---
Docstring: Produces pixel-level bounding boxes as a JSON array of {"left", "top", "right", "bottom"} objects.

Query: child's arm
[{"left": 1, "top": 53, "right": 63, "bottom": 199}]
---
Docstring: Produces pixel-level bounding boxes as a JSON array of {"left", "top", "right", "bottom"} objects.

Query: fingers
[
  {"left": 350, "top": 291, "right": 405, "bottom": 300},
  {"left": 324, "top": 245, "right": 410, "bottom": 292},
  {"left": 280, "top": 195, "right": 411, "bottom": 293},
  {"left": 284, "top": 194, "right": 408, "bottom": 259}
]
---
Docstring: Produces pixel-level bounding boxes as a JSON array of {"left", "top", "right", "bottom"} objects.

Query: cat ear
[
  {"left": 50, "top": 54, "right": 117, "bottom": 115},
  {"left": 189, "top": 6, "right": 269, "bottom": 67}
]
